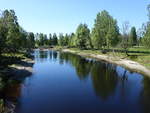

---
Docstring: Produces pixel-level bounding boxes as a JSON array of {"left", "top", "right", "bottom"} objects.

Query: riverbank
[
  {"left": 0, "top": 57, "right": 34, "bottom": 80},
  {"left": 9, "top": 58, "right": 34, "bottom": 74},
  {"left": 0, "top": 54, "right": 35, "bottom": 113},
  {"left": 8, "top": 58, "right": 34, "bottom": 80},
  {"left": 61, "top": 48, "right": 150, "bottom": 77}
]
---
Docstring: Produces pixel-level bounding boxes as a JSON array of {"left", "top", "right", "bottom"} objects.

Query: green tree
[
  {"left": 64, "top": 34, "right": 69, "bottom": 46},
  {"left": 91, "top": 10, "right": 119, "bottom": 49},
  {"left": 142, "top": 24, "right": 150, "bottom": 48},
  {"left": 129, "top": 27, "right": 137, "bottom": 46},
  {"left": 48, "top": 33, "right": 52, "bottom": 46},
  {"left": 0, "top": 15, "right": 7, "bottom": 55},
  {"left": 75, "top": 24, "right": 91, "bottom": 49},
  {"left": 27, "top": 32, "right": 35, "bottom": 49},
  {"left": 3, "top": 10, "right": 23, "bottom": 52},
  {"left": 38, "top": 33, "right": 45, "bottom": 46},
  {"left": 19, "top": 27, "right": 28, "bottom": 49},
  {"left": 58, "top": 33, "right": 64, "bottom": 46},
  {"left": 35, "top": 33, "right": 40, "bottom": 47},
  {"left": 142, "top": 5, "right": 150, "bottom": 48},
  {"left": 68, "top": 33, "right": 76, "bottom": 47},
  {"left": 44, "top": 34, "right": 48, "bottom": 45},
  {"left": 91, "top": 28, "right": 103, "bottom": 49},
  {"left": 0, "top": 10, "right": 28, "bottom": 53},
  {"left": 52, "top": 33, "right": 58, "bottom": 46}
]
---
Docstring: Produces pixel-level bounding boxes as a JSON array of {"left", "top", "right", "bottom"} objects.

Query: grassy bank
[
  {"left": 0, "top": 52, "right": 34, "bottom": 89},
  {"left": 50, "top": 46, "right": 150, "bottom": 77},
  {"left": 55, "top": 47, "right": 150, "bottom": 70}
]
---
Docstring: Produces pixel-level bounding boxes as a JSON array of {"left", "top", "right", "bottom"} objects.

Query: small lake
[{"left": 4, "top": 50, "right": 150, "bottom": 113}]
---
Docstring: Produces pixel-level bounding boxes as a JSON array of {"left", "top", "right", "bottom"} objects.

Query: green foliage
[
  {"left": 68, "top": 33, "right": 76, "bottom": 47},
  {"left": 58, "top": 33, "right": 69, "bottom": 46},
  {"left": 129, "top": 27, "right": 137, "bottom": 46},
  {"left": 142, "top": 5, "right": 150, "bottom": 48},
  {"left": 2, "top": 8, "right": 150, "bottom": 54},
  {"left": 48, "top": 33, "right": 53, "bottom": 46},
  {"left": 64, "top": 34, "right": 69, "bottom": 46},
  {"left": 35, "top": 33, "right": 48, "bottom": 46},
  {"left": 52, "top": 33, "right": 58, "bottom": 46},
  {"left": 58, "top": 33, "right": 64, "bottom": 46},
  {"left": 75, "top": 24, "right": 91, "bottom": 49},
  {"left": 39, "top": 33, "right": 45, "bottom": 46},
  {"left": 0, "top": 19, "right": 7, "bottom": 54},
  {"left": 35, "top": 33, "right": 58, "bottom": 47},
  {"left": 91, "top": 10, "right": 119, "bottom": 49},
  {"left": 0, "top": 9, "right": 33, "bottom": 54},
  {"left": 27, "top": 32, "right": 35, "bottom": 48},
  {"left": 91, "top": 28, "right": 103, "bottom": 49},
  {"left": 0, "top": 10, "right": 18, "bottom": 52},
  {"left": 142, "top": 24, "right": 150, "bottom": 48}
]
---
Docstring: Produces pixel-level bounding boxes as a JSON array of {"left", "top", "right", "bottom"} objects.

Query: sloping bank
[
  {"left": 9, "top": 58, "right": 34, "bottom": 77},
  {"left": 0, "top": 58, "right": 35, "bottom": 113},
  {"left": 62, "top": 49, "right": 150, "bottom": 77}
]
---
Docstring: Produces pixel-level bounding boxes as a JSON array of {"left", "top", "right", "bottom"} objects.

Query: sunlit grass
[
  {"left": 1, "top": 53, "right": 26, "bottom": 59},
  {"left": 65, "top": 47, "right": 150, "bottom": 69}
]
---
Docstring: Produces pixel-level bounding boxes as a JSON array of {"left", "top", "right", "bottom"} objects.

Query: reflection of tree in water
[
  {"left": 0, "top": 59, "right": 33, "bottom": 112},
  {"left": 73, "top": 58, "right": 91, "bottom": 80},
  {"left": 119, "top": 69, "right": 128, "bottom": 102},
  {"left": 141, "top": 76, "right": 150, "bottom": 113},
  {"left": 39, "top": 51, "right": 48, "bottom": 58},
  {"left": 36, "top": 50, "right": 59, "bottom": 62},
  {"left": 48, "top": 50, "right": 58, "bottom": 60},
  {"left": 49, "top": 50, "right": 53, "bottom": 59},
  {"left": 0, "top": 80, "right": 22, "bottom": 113},
  {"left": 59, "top": 52, "right": 119, "bottom": 99},
  {"left": 59, "top": 52, "right": 69, "bottom": 64},
  {"left": 35, "top": 51, "right": 49, "bottom": 62},
  {"left": 90, "top": 62, "right": 118, "bottom": 100},
  {"left": 53, "top": 51, "right": 58, "bottom": 60},
  {"left": 59, "top": 52, "right": 91, "bottom": 79},
  {"left": 3, "top": 83, "right": 22, "bottom": 100}
]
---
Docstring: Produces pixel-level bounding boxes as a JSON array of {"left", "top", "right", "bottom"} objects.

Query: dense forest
[{"left": 0, "top": 5, "right": 150, "bottom": 57}]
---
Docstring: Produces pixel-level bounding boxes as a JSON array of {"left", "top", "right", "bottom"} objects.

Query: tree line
[
  {"left": 0, "top": 6, "right": 150, "bottom": 56},
  {"left": 34, "top": 9, "right": 150, "bottom": 50}
]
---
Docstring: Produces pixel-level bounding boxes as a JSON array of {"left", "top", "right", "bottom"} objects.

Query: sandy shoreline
[
  {"left": 62, "top": 49, "right": 150, "bottom": 77},
  {"left": 8, "top": 58, "right": 35, "bottom": 80},
  {"left": 10, "top": 59, "right": 34, "bottom": 73}
]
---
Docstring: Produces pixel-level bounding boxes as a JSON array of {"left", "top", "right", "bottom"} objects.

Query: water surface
[{"left": 4, "top": 50, "right": 150, "bottom": 113}]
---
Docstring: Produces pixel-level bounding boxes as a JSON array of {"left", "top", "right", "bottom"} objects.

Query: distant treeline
[
  {"left": 33, "top": 7, "right": 150, "bottom": 50},
  {"left": 0, "top": 5, "right": 150, "bottom": 56}
]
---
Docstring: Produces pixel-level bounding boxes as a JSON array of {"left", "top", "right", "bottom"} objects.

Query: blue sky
[{"left": 0, "top": 0, "right": 149, "bottom": 34}]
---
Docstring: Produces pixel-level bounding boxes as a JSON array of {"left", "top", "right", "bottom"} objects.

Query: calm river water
[{"left": 4, "top": 50, "right": 150, "bottom": 113}]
